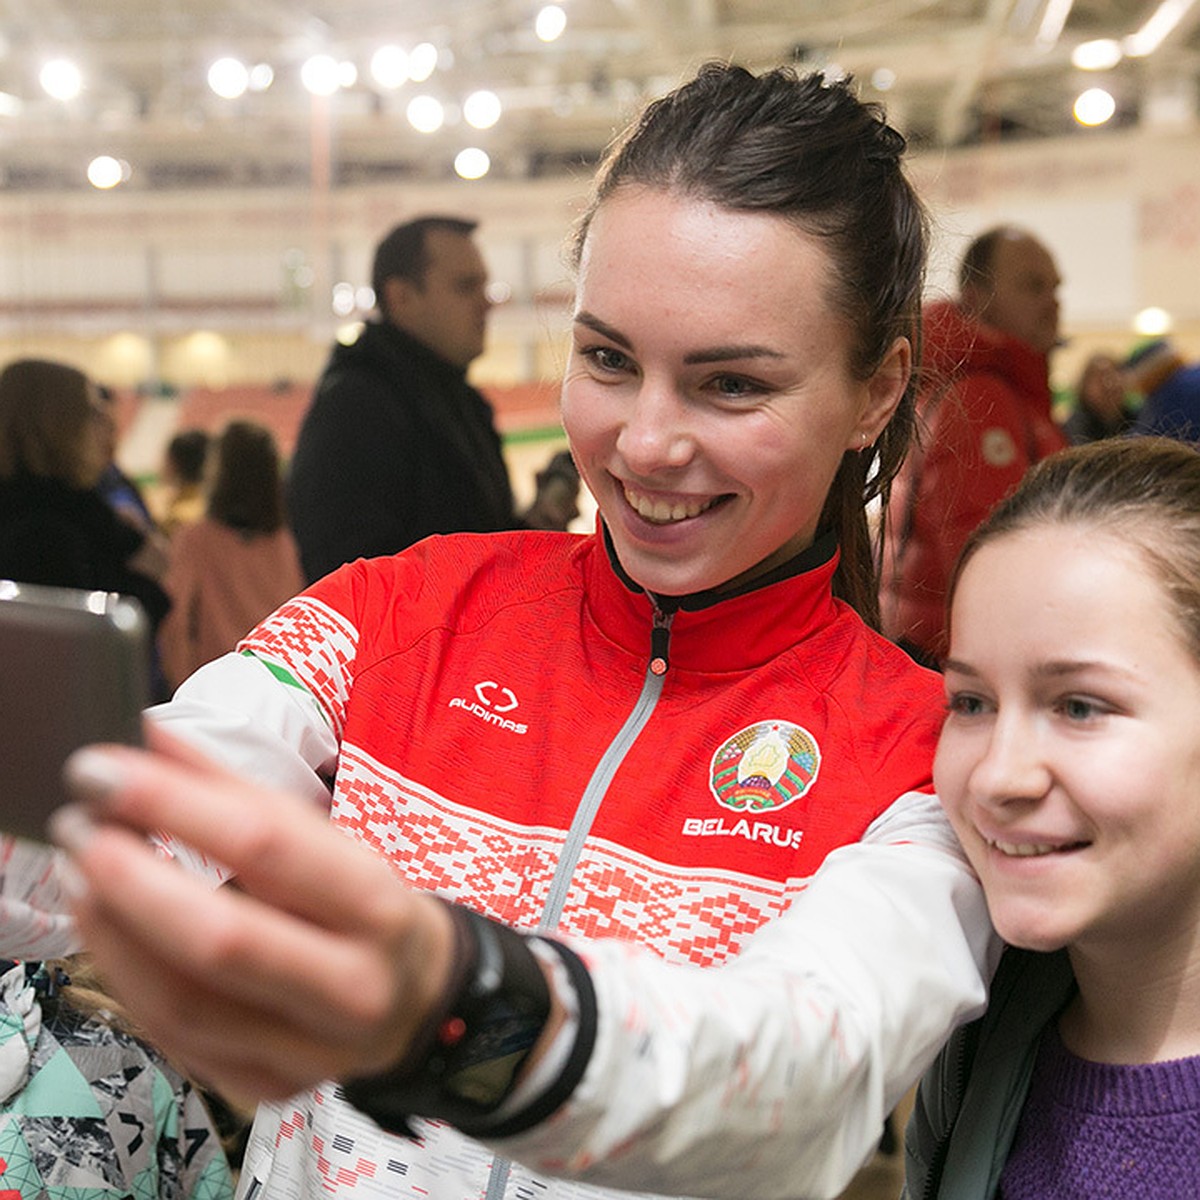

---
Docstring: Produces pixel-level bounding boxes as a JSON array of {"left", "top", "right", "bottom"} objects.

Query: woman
[
  {"left": 52, "top": 64, "right": 991, "bottom": 1200},
  {"left": 905, "top": 437, "right": 1200, "bottom": 1198},
  {"left": 158, "top": 420, "right": 303, "bottom": 689},
  {"left": 0, "top": 359, "right": 169, "bottom": 628}
]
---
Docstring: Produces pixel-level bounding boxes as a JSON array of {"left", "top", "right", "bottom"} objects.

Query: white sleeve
[
  {"left": 495, "top": 790, "right": 999, "bottom": 1200},
  {"left": 146, "top": 652, "right": 340, "bottom": 884},
  {"left": 0, "top": 838, "right": 81, "bottom": 960}
]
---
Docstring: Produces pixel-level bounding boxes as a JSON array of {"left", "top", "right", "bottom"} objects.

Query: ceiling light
[
  {"left": 1073, "top": 87, "right": 1116, "bottom": 125},
  {"left": 338, "top": 61, "right": 358, "bottom": 88},
  {"left": 536, "top": 6, "right": 568, "bottom": 42},
  {"left": 371, "top": 45, "right": 409, "bottom": 89},
  {"left": 464, "top": 89, "right": 502, "bottom": 129},
  {"left": 455, "top": 147, "right": 491, "bottom": 179},
  {"left": 1124, "top": 0, "right": 1197, "bottom": 56},
  {"left": 40, "top": 58, "right": 83, "bottom": 101},
  {"left": 301, "top": 54, "right": 342, "bottom": 97},
  {"left": 87, "top": 155, "right": 125, "bottom": 189},
  {"left": 871, "top": 68, "right": 897, "bottom": 91},
  {"left": 1071, "top": 39, "right": 1123, "bottom": 70},
  {"left": 1133, "top": 306, "right": 1173, "bottom": 335},
  {"left": 249, "top": 63, "right": 274, "bottom": 91},
  {"left": 208, "top": 57, "right": 249, "bottom": 99},
  {"left": 409, "top": 43, "right": 438, "bottom": 83},
  {"left": 407, "top": 94, "right": 444, "bottom": 133}
]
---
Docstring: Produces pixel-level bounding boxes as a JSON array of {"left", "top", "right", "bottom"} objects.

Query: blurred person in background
[
  {"left": 287, "top": 215, "right": 519, "bottom": 582},
  {"left": 158, "top": 420, "right": 303, "bottom": 690},
  {"left": 158, "top": 429, "right": 211, "bottom": 537},
  {"left": 882, "top": 226, "right": 1068, "bottom": 667},
  {"left": 519, "top": 449, "right": 582, "bottom": 531},
  {"left": 0, "top": 358, "right": 170, "bottom": 636},
  {"left": 1126, "top": 337, "right": 1200, "bottom": 442},
  {"left": 1061, "top": 352, "right": 1137, "bottom": 444}
]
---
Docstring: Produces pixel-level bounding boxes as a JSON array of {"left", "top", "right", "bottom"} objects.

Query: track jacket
[
  {"left": 881, "top": 301, "right": 1067, "bottom": 662},
  {"left": 152, "top": 528, "right": 993, "bottom": 1200}
]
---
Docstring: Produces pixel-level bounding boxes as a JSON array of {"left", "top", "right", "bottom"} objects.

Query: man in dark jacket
[{"left": 288, "top": 215, "right": 518, "bottom": 582}]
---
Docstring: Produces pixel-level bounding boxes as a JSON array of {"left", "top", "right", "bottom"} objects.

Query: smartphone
[{"left": 0, "top": 580, "right": 149, "bottom": 843}]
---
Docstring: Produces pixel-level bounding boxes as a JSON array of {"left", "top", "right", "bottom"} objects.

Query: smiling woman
[
  {"left": 51, "top": 63, "right": 992, "bottom": 1200},
  {"left": 906, "top": 436, "right": 1200, "bottom": 1200}
]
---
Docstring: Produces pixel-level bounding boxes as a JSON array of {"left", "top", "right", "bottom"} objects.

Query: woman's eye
[
  {"left": 584, "top": 346, "right": 632, "bottom": 374},
  {"left": 711, "top": 374, "right": 763, "bottom": 399}
]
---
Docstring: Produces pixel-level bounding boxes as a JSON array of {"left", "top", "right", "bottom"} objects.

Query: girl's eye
[
  {"left": 946, "top": 692, "right": 989, "bottom": 718},
  {"left": 1059, "top": 695, "right": 1104, "bottom": 722},
  {"left": 584, "top": 346, "right": 632, "bottom": 374}
]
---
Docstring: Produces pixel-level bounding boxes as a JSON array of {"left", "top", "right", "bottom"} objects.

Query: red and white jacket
[{"left": 154, "top": 529, "right": 993, "bottom": 1200}]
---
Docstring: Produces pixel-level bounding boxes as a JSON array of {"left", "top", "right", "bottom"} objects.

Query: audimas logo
[
  {"left": 709, "top": 720, "right": 820, "bottom": 813},
  {"left": 448, "top": 680, "right": 528, "bottom": 735}
]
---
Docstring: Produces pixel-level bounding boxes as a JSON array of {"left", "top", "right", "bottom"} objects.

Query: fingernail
[
  {"left": 63, "top": 747, "right": 127, "bottom": 803},
  {"left": 48, "top": 803, "right": 98, "bottom": 856}
]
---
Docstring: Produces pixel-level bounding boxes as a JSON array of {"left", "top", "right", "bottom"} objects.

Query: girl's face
[
  {"left": 561, "top": 187, "right": 908, "bottom": 597},
  {"left": 935, "top": 525, "right": 1200, "bottom": 958}
]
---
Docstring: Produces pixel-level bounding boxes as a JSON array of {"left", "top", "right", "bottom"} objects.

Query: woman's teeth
[
  {"left": 624, "top": 487, "right": 717, "bottom": 525},
  {"left": 988, "top": 837, "right": 1083, "bottom": 858}
]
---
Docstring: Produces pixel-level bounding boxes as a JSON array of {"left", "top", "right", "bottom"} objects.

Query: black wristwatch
[{"left": 341, "top": 902, "right": 552, "bottom": 1137}]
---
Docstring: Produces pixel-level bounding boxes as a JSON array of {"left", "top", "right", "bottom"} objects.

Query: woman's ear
[{"left": 850, "top": 336, "right": 912, "bottom": 449}]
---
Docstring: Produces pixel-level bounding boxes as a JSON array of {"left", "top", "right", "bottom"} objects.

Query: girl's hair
[
  {"left": 206, "top": 420, "right": 286, "bottom": 534},
  {"left": 952, "top": 437, "right": 1200, "bottom": 661},
  {"left": 0, "top": 358, "right": 100, "bottom": 488},
  {"left": 570, "top": 62, "right": 928, "bottom": 625}
]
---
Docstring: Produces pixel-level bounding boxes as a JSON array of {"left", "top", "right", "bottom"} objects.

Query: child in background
[{"left": 906, "top": 436, "right": 1200, "bottom": 1199}]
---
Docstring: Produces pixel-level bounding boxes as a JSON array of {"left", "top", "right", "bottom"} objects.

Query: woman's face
[
  {"left": 561, "top": 187, "right": 908, "bottom": 597},
  {"left": 935, "top": 525, "right": 1200, "bottom": 960}
]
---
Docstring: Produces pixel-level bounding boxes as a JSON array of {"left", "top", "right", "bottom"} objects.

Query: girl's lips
[{"left": 621, "top": 482, "right": 725, "bottom": 525}]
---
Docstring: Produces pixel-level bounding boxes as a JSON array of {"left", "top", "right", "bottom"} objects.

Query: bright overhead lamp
[
  {"left": 409, "top": 43, "right": 438, "bottom": 83},
  {"left": 407, "top": 94, "right": 444, "bottom": 133},
  {"left": 1124, "top": 0, "right": 1197, "bottom": 57},
  {"left": 371, "top": 45, "right": 409, "bottom": 89},
  {"left": 40, "top": 58, "right": 83, "bottom": 101},
  {"left": 87, "top": 155, "right": 128, "bottom": 189},
  {"left": 464, "top": 89, "right": 502, "bottom": 129},
  {"left": 208, "top": 57, "right": 249, "bottom": 99},
  {"left": 1071, "top": 39, "right": 1123, "bottom": 71},
  {"left": 536, "top": 6, "right": 568, "bottom": 42},
  {"left": 301, "top": 54, "right": 341, "bottom": 96},
  {"left": 1073, "top": 87, "right": 1116, "bottom": 126},
  {"left": 1133, "top": 306, "right": 1173, "bottom": 336},
  {"left": 455, "top": 147, "right": 491, "bottom": 179}
]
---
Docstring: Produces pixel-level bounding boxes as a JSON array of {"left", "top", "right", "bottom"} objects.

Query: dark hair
[
  {"left": 951, "top": 438, "right": 1200, "bottom": 661},
  {"left": 536, "top": 449, "right": 579, "bottom": 489},
  {"left": 957, "top": 225, "right": 1021, "bottom": 296},
  {"left": 206, "top": 420, "right": 286, "bottom": 535},
  {"left": 570, "top": 62, "right": 928, "bottom": 625},
  {"left": 166, "top": 429, "right": 210, "bottom": 485},
  {"left": 371, "top": 215, "right": 479, "bottom": 304},
  {"left": 0, "top": 358, "right": 98, "bottom": 487}
]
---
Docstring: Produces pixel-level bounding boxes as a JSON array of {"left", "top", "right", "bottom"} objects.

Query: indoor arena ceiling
[{"left": 0, "top": 0, "right": 1197, "bottom": 192}]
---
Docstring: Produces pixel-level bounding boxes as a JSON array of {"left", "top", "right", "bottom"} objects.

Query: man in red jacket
[{"left": 881, "top": 226, "right": 1068, "bottom": 666}]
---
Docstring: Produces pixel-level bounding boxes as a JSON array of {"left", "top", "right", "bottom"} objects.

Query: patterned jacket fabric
[
  {"left": 152, "top": 528, "right": 993, "bottom": 1200},
  {"left": 0, "top": 959, "right": 235, "bottom": 1200}
]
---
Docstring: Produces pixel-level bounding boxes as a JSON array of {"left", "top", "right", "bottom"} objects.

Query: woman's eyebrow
[
  {"left": 575, "top": 310, "right": 783, "bottom": 364},
  {"left": 574, "top": 310, "right": 632, "bottom": 348}
]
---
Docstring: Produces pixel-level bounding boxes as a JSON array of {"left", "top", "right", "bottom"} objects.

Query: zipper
[{"left": 486, "top": 604, "right": 674, "bottom": 1200}]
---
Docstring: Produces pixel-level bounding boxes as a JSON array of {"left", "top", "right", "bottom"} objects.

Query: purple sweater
[{"left": 1001, "top": 1024, "right": 1200, "bottom": 1198}]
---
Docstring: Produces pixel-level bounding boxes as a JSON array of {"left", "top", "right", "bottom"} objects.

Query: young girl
[
  {"left": 53, "top": 63, "right": 991, "bottom": 1200},
  {"left": 906, "top": 435, "right": 1200, "bottom": 1198}
]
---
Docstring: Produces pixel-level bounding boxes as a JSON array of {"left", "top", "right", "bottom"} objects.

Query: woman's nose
[{"left": 615, "top": 381, "right": 694, "bottom": 473}]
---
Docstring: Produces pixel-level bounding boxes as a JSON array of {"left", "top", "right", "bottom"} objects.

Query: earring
[{"left": 859, "top": 431, "right": 869, "bottom": 452}]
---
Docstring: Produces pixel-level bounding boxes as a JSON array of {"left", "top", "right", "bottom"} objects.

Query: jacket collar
[{"left": 583, "top": 522, "right": 843, "bottom": 672}]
